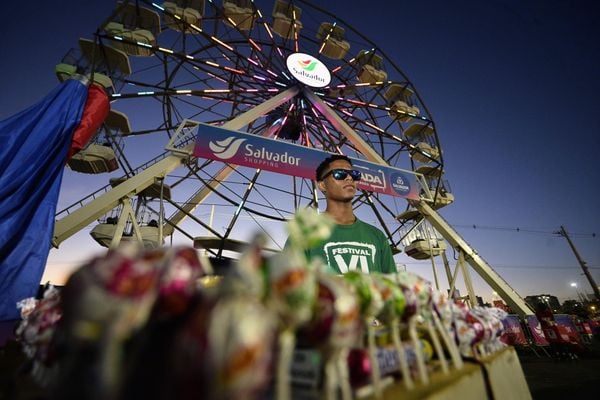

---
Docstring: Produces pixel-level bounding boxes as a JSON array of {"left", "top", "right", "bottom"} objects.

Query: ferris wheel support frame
[{"left": 413, "top": 201, "right": 533, "bottom": 316}]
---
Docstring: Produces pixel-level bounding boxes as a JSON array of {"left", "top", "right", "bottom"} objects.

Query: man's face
[{"left": 319, "top": 159, "right": 357, "bottom": 202}]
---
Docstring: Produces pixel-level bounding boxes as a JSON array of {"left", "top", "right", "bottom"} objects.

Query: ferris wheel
[{"left": 53, "top": 0, "right": 452, "bottom": 260}]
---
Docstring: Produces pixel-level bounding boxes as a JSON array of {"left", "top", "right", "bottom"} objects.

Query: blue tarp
[{"left": 0, "top": 79, "right": 88, "bottom": 320}]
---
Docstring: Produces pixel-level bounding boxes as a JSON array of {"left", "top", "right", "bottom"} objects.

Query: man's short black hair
[{"left": 316, "top": 154, "right": 352, "bottom": 181}]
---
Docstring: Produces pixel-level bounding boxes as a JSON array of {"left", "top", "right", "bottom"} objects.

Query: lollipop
[
  {"left": 343, "top": 271, "right": 384, "bottom": 397},
  {"left": 265, "top": 245, "right": 317, "bottom": 400},
  {"left": 468, "top": 307, "right": 508, "bottom": 356},
  {"left": 52, "top": 245, "right": 160, "bottom": 400},
  {"left": 286, "top": 207, "right": 335, "bottom": 251},
  {"left": 261, "top": 208, "right": 333, "bottom": 400},
  {"left": 169, "top": 294, "right": 276, "bottom": 400},
  {"left": 430, "top": 289, "right": 463, "bottom": 369},
  {"left": 15, "top": 285, "right": 62, "bottom": 387},
  {"left": 394, "top": 271, "right": 430, "bottom": 384},
  {"left": 371, "top": 273, "right": 414, "bottom": 389},
  {"left": 118, "top": 247, "right": 211, "bottom": 398},
  {"left": 453, "top": 303, "right": 486, "bottom": 359},
  {"left": 154, "top": 246, "right": 209, "bottom": 317},
  {"left": 486, "top": 307, "right": 509, "bottom": 352},
  {"left": 299, "top": 273, "right": 361, "bottom": 400}
]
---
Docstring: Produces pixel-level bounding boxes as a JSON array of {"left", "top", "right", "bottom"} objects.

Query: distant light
[{"left": 570, "top": 282, "right": 577, "bottom": 288}]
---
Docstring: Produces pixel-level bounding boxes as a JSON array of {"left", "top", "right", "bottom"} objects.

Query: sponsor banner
[
  {"left": 554, "top": 314, "right": 581, "bottom": 344},
  {"left": 500, "top": 315, "right": 527, "bottom": 346},
  {"left": 193, "top": 123, "right": 421, "bottom": 200},
  {"left": 525, "top": 315, "right": 549, "bottom": 346}
]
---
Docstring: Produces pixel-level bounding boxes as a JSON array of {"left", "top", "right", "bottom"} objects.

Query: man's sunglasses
[{"left": 321, "top": 168, "right": 362, "bottom": 181}]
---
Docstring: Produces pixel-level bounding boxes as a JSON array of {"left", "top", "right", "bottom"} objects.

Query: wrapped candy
[
  {"left": 15, "top": 285, "right": 62, "bottom": 386},
  {"left": 347, "top": 339, "right": 433, "bottom": 387},
  {"left": 394, "top": 271, "right": 429, "bottom": 384},
  {"left": 119, "top": 247, "right": 211, "bottom": 398},
  {"left": 430, "top": 289, "right": 464, "bottom": 369},
  {"left": 168, "top": 294, "right": 276, "bottom": 400},
  {"left": 468, "top": 307, "right": 508, "bottom": 356},
  {"left": 265, "top": 245, "right": 318, "bottom": 400},
  {"left": 261, "top": 208, "right": 333, "bottom": 400},
  {"left": 370, "top": 274, "right": 414, "bottom": 389},
  {"left": 226, "top": 233, "right": 269, "bottom": 298},
  {"left": 51, "top": 245, "right": 161, "bottom": 400},
  {"left": 453, "top": 305, "right": 508, "bottom": 359},
  {"left": 299, "top": 273, "right": 361, "bottom": 400},
  {"left": 343, "top": 271, "right": 384, "bottom": 397},
  {"left": 401, "top": 277, "right": 451, "bottom": 376},
  {"left": 153, "top": 246, "right": 209, "bottom": 317},
  {"left": 285, "top": 207, "right": 335, "bottom": 251}
]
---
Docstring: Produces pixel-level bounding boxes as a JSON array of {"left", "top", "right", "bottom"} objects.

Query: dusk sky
[{"left": 1, "top": 0, "right": 598, "bottom": 304}]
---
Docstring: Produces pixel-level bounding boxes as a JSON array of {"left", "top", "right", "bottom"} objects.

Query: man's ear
[{"left": 317, "top": 180, "right": 326, "bottom": 193}]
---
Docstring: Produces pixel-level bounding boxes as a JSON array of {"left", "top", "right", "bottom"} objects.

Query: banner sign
[
  {"left": 193, "top": 123, "right": 421, "bottom": 200},
  {"left": 554, "top": 314, "right": 581, "bottom": 344},
  {"left": 500, "top": 315, "right": 527, "bottom": 346},
  {"left": 525, "top": 315, "right": 549, "bottom": 346}
]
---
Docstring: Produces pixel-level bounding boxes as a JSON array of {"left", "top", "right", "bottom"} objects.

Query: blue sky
[{"left": 1, "top": 0, "right": 599, "bottom": 303}]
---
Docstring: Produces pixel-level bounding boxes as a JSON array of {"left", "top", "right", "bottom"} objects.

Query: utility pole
[{"left": 559, "top": 226, "right": 600, "bottom": 301}]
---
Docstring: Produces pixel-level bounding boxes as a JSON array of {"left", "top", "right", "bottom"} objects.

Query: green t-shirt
[{"left": 305, "top": 219, "right": 395, "bottom": 274}]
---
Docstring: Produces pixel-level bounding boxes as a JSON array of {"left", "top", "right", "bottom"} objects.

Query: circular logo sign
[
  {"left": 286, "top": 53, "right": 331, "bottom": 88},
  {"left": 390, "top": 172, "right": 411, "bottom": 196}
]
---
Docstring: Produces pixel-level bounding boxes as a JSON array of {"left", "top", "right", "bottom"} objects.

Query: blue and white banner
[{"left": 193, "top": 123, "right": 422, "bottom": 200}]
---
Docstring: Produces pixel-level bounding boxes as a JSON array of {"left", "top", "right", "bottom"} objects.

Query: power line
[
  {"left": 402, "top": 262, "right": 600, "bottom": 270},
  {"left": 450, "top": 223, "right": 596, "bottom": 238}
]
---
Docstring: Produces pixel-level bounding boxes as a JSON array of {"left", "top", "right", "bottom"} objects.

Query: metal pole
[{"left": 560, "top": 226, "right": 600, "bottom": 301}]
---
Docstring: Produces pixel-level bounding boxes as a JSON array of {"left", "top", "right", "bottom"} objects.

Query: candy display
[{"left": 14, "top": 209, "right": 512, "bottom": 399}]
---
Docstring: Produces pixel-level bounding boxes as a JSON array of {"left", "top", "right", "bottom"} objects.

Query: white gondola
[
  {"left": 271, "top": 0, "right": 302, "bottom": 39},
  {"left": 396, "top": 209, "right": 421, "bottom": 222},
  {"left": 325, "top": 85, "right": 356, "bottom": 98},
  {"left": 79, "top": 38, "right": 132, "bottom": 76},
  {"left": 163, "top": 0, "right": 204, "bottom": 33},
  {"left": 316, "top": 22, "right": 350, "bottom": 60},
  {"left": 411, "top": 141, "right": 440, "bottom": 163},
  {"left": 404, "top": 238, "right": 447, "bottom": 260},
  {"left": 55, "top": 63, "right": 77, "bottom": 82},
  {"left": 90, "top": 223, "right": 163, "bottom": 249},
  {"left": 104, "top": 22, "right": 156, "bottom": 57},
  {"left": 384, "top": 84, "right": 420, "bottom": 122},
  {"left": 68, "top": 144, "right": 119, "bottom": 174},
  {"left": 427, "top": 189, "right": 455, "bottom": 209},
  {"left": 55, "top": 63, "right": 115, "bottom": 93},
  {"left": 355, "top": 50, "right": 387, "bottom": 83},
  {"left": 415, "top": 165, "right": 443, "bottom": 178},
  {"left": 223, "top": 0, "right": 254, "bottom": 31},
  {"left": 115, "top": 1, "right": 162, "bottom": 34},
  {"left": 404, "top": 123, "right": 433, "bottom": 141},
  {"left": 105, "top": 109, "right": 132, "bottom": 135},
  {"left": 405, "top": 123, "right": 442, "bottom": 164}
]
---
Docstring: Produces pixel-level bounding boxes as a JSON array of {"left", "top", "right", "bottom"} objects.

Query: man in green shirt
[{"left": 306, "top": 155, "right": 396, "bottom": 274}]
